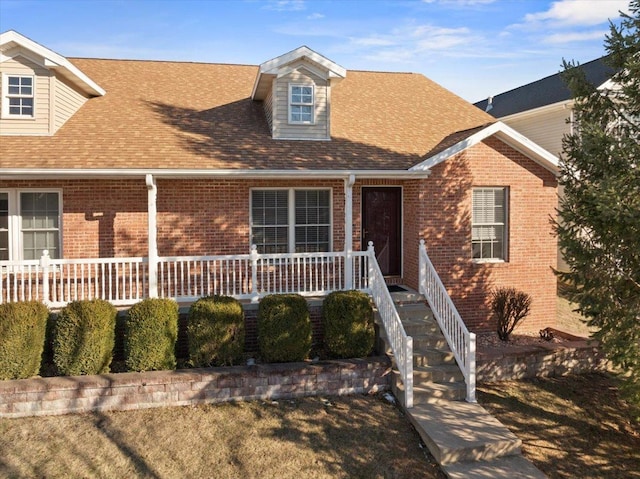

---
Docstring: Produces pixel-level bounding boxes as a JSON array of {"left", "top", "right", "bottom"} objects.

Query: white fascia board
[
  {"left": 0, "top": 168, "right": 431, "bottom": 180},
  {"left": 499, "top": 99, "right": 573, "bottom": 122},
  {"left": 0, "top": 30, "right": 105, "bottom": 96},
  {"left": 251, "top": 45, "right": 346, "bottom": 100},
  {"left": 409, "top": 121, "right": 559, "bottom": 175}
]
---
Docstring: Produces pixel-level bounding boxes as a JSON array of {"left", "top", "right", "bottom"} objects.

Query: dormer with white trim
[
  {"left": 251, "top": 46, "right": 346, "bottom": 141},
  {"left": 0, "top": 30, "right": 105, "bottom": 136}
]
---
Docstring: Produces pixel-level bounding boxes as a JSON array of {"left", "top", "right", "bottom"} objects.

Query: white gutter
[
  {"left": 0, "top": 168, "right": 431, "bottom": 180},
  {"left": 499, "top": 99, "right": 573, "bottom": 122}
]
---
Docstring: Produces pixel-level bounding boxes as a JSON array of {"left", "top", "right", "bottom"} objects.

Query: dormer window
[
  {"left": 3, "top": 74, "right": 34, "bottom": 118},
  {"left": 289, "top": 84, "right": 314, "bottom": 124}
]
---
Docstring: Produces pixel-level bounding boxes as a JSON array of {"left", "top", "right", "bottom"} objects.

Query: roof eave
[
  {"left": 0, "top": 30, "right": 105, "bottom": 97},
  {"left": 0, "top": 168, "right": 431, "bottom": 180},
  {"left": 410, "top": 122, "right": 559, "bottom": 176}
]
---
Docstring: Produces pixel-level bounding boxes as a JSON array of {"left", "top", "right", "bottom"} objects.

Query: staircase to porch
[{"left": 376, "top": 291, "right": 547, "bottom": 479}]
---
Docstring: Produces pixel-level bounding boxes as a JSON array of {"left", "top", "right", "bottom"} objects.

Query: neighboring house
[
  {"left": 474, "top": 57, "right": 617, "bottom": 271},
  {"left": 0, "top": 30, "right": 559, "bottom": 336}
]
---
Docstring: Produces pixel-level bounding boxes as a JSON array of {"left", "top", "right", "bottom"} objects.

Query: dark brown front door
[{"left": 362, "top": 187, "right": 402, "bottom": 276}]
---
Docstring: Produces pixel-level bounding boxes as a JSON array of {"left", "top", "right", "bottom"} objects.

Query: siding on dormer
[
  {"left": 272, "top": 64, "right": 329, "bottom": 140},
  {"left": 54, "top": 75, "right": 87, "bottom": 132},
  {"left": 0, "top": 54, "right": 51, "bottom": 135},
  {"left": 264, "top": 85, "right": 274, "bottom": 133}
]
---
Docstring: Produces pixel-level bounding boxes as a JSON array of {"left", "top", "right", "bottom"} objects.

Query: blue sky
[{"left": 0, "top": 0, "right": 630, "bottom": 102}]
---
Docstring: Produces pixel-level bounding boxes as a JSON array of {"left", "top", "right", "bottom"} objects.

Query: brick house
[{"left": 0, "top": 30, "right": 559, "bottom": 336}]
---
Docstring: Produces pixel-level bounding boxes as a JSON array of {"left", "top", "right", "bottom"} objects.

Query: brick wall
[
  {"left": 403, "top": 138, "right": 558, "bottom": 333},
  {"left": 0, "top": 358, "right": 391, "bottom": 419}
]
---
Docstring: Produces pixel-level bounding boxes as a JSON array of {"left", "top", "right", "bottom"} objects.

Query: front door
[{"left": 362, "top": 187, "right": 402, "bottom": 276}]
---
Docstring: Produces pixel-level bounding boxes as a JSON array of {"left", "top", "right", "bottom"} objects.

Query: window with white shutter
[{"left": 472, "top": 187, "right": 507, "bottom": 261}]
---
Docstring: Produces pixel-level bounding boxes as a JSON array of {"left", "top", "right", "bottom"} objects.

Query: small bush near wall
[
  {"left": 124, "top": 298, "right": 178, "bottom": 372},
  {"left": 53, "top": 299, "right": 117, "bottom": 376},
  {"left": 0, "top": 301, "right": 49, "bottom": 380},
  {"left": 188, "top": 296, "right": 245, "bottom": 367},
  {"left": 323, "top": 291, "right": 375, "bottom": 358},
  {"left": 491, "top": 287, "right": 532, "bottom": 341},
  {"left": 258, "top": 294, "right": 311, "bottom": 363}
]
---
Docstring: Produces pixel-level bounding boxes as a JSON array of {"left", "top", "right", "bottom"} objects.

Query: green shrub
[
  {"left": 258, "top": 294, "right": 311, "bottom": 363},
  {"left": 53, "top": 299, "right": 117, "bottom": 375},
  {"left": 124, "top": 298, "right": 178, "bottom": 372},
  {"left": 323, "top": 290, "right": 374, "bottom": 358},
  {"left": 0, "top": 301, "right": 49, "bottom": 380},
  {"left": 491, "top": 287, "right": 532, "bottom": 341},
  {"left": 187, "top": 295, "right": 245, "bottom": 367}
]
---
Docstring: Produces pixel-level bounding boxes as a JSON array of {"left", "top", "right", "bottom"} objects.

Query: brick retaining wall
[
  {"left": 477, "top": 340, "right": 606, "bottom": 383},
  {"left": 0, "top": 357, "right": 391, "bottom": 419}
]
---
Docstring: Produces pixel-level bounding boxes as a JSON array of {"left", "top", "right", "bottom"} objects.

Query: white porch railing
[
  {"left": 1, "top": 245, "right": 414, "bottom": 408},
  {"left": 366, "top": 242, "right": 413, "bottom": 408},
  {"left": 1, "top": 247, "right": 372, "bottom": 306},
  {"left": 418, "top": 240, "right": 476, "bottom": 403}
]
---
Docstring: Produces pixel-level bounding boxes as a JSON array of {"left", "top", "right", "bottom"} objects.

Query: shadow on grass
[{"left": 478, "top": 373, "right": 640, "bottom": 479}]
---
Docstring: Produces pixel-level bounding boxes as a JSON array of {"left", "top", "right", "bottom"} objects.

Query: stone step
[
  {"left": 442, "top": 455, "right": 548, "bottom": 479},
  {"left": 414, "top": 347, "right": 457, "bottom": 367},
  {"left": 412, "top": 364, "right": 464, "bottom": 383},
  {"left": 406, "top": 402, "right": 522, "bottom": 466},
  {"left": 401, "top": 318, "right": 442, "bottom": 336},
  {"left": 413, "top": 333, "right": 449, "bottom": 350},
  {"left": 393, "top": 377, "right": 467, "bottom": 404}
]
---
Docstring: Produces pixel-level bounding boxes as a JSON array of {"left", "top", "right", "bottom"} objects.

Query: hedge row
[{"left": 0, "top": 291, "right": 375, "bottom": 380}]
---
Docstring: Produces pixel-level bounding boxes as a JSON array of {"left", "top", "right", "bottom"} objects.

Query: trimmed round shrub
[
  {"left": 124, "top": 298, "right": 178, "bottom": 372},
  {"left": 258, "top": 294, "right": 311, "bottom": 363},
  {"left": 187, "top": 295, "right": 245, "bottom": 367},
  {"left": 53, "top": 299, "right": 117, "bottom": 376},
  {"left": 323, "top": 290, "right": 375, "bottom": 358},
  {"left": 0, "top": 301, "right": 49, "bottom": 380}
]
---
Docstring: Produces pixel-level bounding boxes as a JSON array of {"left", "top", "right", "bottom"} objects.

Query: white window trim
[
  {"left": 0, "top": 189, "right": 63, "bottom": 261},
  {"left": 471, "top": 187, "right": 508, "bottom": 263},
  {"left": 2, "top": 73, "right": 35, "bottom": 119},
  {"left": 288, "top": 83, "right": 315, "bottom": 125},
  {"left": 250, "top": 187, "right": 332, "bottom": 253}
]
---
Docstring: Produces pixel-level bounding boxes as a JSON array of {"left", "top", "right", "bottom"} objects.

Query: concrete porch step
[
  {"left": 413, "top": 364, "right": 465, "bottom": 383},
  {"left": 413, "top": 332, "right": 449, "bottom": 350},
  {"left": 442, "top": 455, "right": 548, "bottom": 479},
  {"left": 393, "top": 377, "right": 467, "bottom": 404},
  {"left": 414, "top": 347, "right": 458, "bottom": 367},
  {"left": 406, "top": 401, "right": 522, "bottom": 466}
]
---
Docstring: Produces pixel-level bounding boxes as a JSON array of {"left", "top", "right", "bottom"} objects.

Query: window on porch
[
  {"left": 0, "top": 190, "right": 62, "bottom": 261},
  {"left": 251, "top": 189, "right": 331, "bottom": 254}
]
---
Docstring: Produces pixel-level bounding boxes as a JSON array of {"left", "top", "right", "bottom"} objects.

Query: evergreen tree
[{"left": 557, "top": 0, "right": 640, "bottom": 408}]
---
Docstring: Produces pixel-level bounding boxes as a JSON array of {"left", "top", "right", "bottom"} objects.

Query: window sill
[{"left": 472, "top": 258, "right": 507, "bottom": 264}]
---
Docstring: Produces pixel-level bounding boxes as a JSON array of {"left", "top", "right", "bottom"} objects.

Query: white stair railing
[
  {"left": 418, "top": 240, "right": 476, "bottom": 403},
  {"left": 366, "top": 242, "right": 413, "bottom": 408}
]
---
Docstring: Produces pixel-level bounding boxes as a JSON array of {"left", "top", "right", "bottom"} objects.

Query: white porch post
[
  {"left": 146, "top": 174, "right": 159, "bottom": 298},
  {"left": 344, "top": 174, "right": 355, "bottom": 290}
]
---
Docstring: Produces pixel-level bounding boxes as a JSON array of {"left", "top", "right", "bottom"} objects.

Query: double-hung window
[
  {"left": 289, "top": 84, "right": 314, "bottom": 124},
  {"left": 3, "top": 75, "right": 34, "bottom": 118},
  {"left": 0, "top": 190, "right": 62, "bottom": 261},
  {"left": 251, "top": 189, "right": 330, "bottom": 254},
  {"left": 472, "top": 187, "right": 507, "bottom": 261}
]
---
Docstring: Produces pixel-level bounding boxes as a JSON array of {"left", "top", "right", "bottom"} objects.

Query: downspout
[
  {"left": 146, "top": 174, "right": 159, "bottom": 298},
  {"left": 344, "top": 174, "right": 356, "bottom": 290}
]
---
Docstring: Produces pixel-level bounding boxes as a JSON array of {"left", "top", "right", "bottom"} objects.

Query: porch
[{"left": 0, "top": 242, "right": 476, "bottom": 407}]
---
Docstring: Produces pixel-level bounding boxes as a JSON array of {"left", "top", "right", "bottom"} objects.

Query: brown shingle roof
[{"left": 0, "top": 58, "right": 495, "bottom": 171}]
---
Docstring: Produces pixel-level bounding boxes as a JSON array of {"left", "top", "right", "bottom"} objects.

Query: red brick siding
[{"left": 403, "top": 138, "right": 558, "bottom": 332}]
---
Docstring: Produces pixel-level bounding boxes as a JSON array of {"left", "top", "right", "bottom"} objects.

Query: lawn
[
  {"left": 0, "top": 394, "right": 444, "bottom": 479},
  {"left": 479, "top": 373, "right": 640, "bottom": 479}
]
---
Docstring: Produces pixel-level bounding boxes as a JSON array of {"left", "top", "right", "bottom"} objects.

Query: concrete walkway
[{"left": 382, "top": 290, "right": 547, "bottom": 479}]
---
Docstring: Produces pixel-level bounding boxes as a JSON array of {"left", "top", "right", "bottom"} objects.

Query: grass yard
[
  {"left": 479, "top": 373, "right": 640, "bottom": 479},
  {"left": 0, "top": 394, "right": 444, "bottom": 479}
]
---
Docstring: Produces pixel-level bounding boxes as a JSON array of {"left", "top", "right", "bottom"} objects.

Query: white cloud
[
  {"left": 524, "top": 0, "right": 629, "bottom": 26},
  {"left": 262, "top": 0, "right": 305, "bottom": 12},
  {"left": 543, "top": 29, "right": 609, "bottom": 44},
  {"left": 422, "top": 0, "right": 497, "bottom": 5},
  {"left": 306, "top": 12, "right": 324, "bottom": 20}
]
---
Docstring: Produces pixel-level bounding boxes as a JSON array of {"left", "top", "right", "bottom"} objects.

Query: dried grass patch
[{"left": 0, "top": 394, "right": 444, "bottom": 479}]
